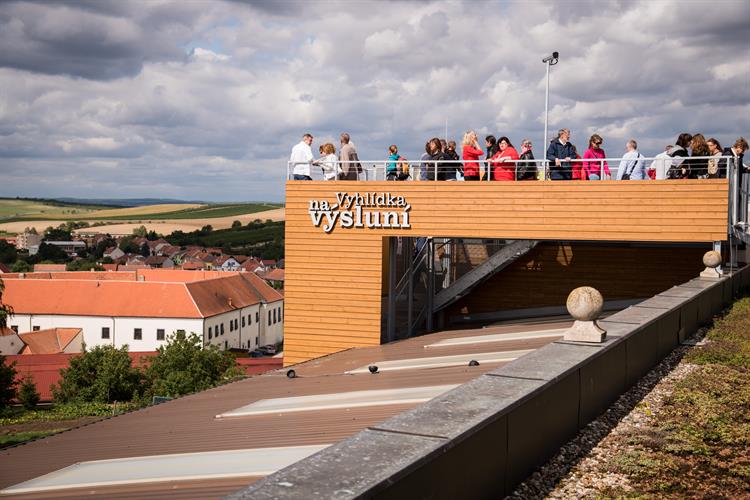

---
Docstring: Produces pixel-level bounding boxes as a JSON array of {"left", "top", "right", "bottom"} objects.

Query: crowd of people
[{"left": 289, "top": 130, "right": 748, "bottom": 182}]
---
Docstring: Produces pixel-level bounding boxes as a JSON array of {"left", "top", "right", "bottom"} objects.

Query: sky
[{"left": 0, "top": 0, "right": 748, "bottom": 203}]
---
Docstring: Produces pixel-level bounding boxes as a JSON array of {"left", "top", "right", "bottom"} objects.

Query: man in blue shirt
[
  {"left": 616, "top": 140, "right": 647, "bottom": 180},
  {"left": 546, "top": 128, "right": 575, "bottom": 180}
]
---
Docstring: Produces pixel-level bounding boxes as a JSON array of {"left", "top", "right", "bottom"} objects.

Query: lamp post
[{"left": 542, "top": 51, "right": 559, "bottom": 180}]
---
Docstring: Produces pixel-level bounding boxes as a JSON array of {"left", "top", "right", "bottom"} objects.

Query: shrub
[
  {"left": 0, "top": 356, "right": 17, "bottom": 409},
  {"left": 17, "top": 376, "right": 40, "bottom": 410},
  {"left": 52, "top": 345, "right": 142, "bottom": 404},
  {"left": 144, "top": 331, "right": 241, "bottom": 399}
]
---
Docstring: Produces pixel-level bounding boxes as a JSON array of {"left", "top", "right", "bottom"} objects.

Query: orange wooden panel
[{"left": 283, "top": 180, "right": 730, "bottom": 365}]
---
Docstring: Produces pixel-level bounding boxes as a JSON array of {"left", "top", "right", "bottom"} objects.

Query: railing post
[
  {"left": 407, "top": 237, "right": 414, "bottom": 337},
  {"left": 387, "top": 237, "right": 397, "bottom": 342},
  {"left": 426, "top": 238, "right": 434, "bottom": 332},
  {"left": 600, "top": 159, "right": 604, "bottom": 181}
]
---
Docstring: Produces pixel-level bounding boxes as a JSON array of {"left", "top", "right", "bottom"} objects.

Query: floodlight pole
[{"left": 542, "top": 51, "right": 559, "bottom": 180}]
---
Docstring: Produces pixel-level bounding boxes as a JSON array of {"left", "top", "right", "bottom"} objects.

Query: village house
[{"left": 2, "top": 270, "right": 284, "bottom": 351}]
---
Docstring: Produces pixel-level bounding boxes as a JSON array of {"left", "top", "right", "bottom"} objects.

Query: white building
[{"left": 2, "top": 271, "right": 284, "bottom": 352}]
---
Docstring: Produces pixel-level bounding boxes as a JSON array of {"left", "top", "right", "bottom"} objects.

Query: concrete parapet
[{"left": 229, "top": 268, "right": 746, "bottom": 500}]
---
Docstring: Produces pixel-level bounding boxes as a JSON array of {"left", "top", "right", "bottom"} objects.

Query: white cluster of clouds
[{"left": 0, "top": 0, "right": 748, "bottom": 202}]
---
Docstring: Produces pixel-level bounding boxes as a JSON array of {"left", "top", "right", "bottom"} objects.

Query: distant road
[{"left": 0, "top": 208, "right": 286, "bottom": 236}]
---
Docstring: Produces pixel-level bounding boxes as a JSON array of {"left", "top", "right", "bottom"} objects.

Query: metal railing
[{"left": 287, "top": 155, "right": 737, "bottom": 182}]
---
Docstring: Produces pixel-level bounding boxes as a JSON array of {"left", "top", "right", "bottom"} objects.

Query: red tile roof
[
  {"left": 260, "top": 268, "right": 285, "bottom": 282},
  {"left": 0, "top": 263, "right": 9, "bottom": 273},
  {"left": 33, "top": 264, "right": 66, "bottom": 272},
  {"left": 19, "top": 328, "right": 82, "bottom": 355},
  {"left": 2, "top": 272, "right": 280, "bottom": 318},
  {"left": 4, "top": 280, "right": 202, "bottom": 318}
]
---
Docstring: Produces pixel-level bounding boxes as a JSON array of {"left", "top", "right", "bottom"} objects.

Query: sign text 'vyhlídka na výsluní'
[{"left": 308, "top": 192, "right": 411, "bottom": 233}]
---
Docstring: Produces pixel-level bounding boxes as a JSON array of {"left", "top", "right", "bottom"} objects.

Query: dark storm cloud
[{"left": 0, "top": 0, "right": 747, "bottom": 203}]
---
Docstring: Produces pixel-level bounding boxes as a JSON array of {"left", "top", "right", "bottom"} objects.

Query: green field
[
  {"left": 0, "top": 199, "right": 104, "bottom": 220},
  {"left": 0, "top": 200, "right": 283, "bottom": 223},
  {"left": 89, "top": 203, "right": 282, "bottom": 221}
]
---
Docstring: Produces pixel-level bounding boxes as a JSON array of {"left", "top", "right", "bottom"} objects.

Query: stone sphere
[
  {"left": 566, "top": 286, "right": 604, "bottom": 321},
  {"left": 703, "top": 250, "right": 721, "bottom": 269}
]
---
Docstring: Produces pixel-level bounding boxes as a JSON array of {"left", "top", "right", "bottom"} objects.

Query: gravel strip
[{"left": 506, "top": 328, "right": 707, "bottom": 499}]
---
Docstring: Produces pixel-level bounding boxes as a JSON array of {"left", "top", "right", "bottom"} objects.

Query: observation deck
[{"left": 283, "top": 157, "right": 743, "bottom": 365}]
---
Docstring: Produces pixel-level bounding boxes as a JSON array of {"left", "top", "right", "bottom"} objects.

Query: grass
[
  {"left": 601, "top": 296, "right": 750, "bottom": 498},
  {"left": 2, "top": 202, "right": 283, "bottom": 223},
  {"left": 0, "top": 402, "right": 140, "bottom": 426},
  {"left": 0, "top": 199, "right": 104, "bottom": 220},
  {"left": 0, "top": 429, "right": 65, "bottom": 448}
]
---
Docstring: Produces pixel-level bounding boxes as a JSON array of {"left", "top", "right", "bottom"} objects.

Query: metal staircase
[{"left": 383, "top": 237, "right": 538, "bottom": 342}]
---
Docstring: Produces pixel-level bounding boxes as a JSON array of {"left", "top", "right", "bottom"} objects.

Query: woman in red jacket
[
  {"left": 490, "top": 136, "right": 520, "bottom": 180},
  {"left": 461, "top": 130, "right": 484, "bottom": 181}
]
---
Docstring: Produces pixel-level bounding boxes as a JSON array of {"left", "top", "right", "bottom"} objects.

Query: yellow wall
[{"left": 283, "top": 180, "right": 729, "bottom": 365}]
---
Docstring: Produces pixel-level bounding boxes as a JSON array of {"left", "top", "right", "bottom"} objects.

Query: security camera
[{"left": 542, "top": 51, "right": 560, "bottom": 64}]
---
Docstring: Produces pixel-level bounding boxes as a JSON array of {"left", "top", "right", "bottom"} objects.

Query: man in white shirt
[
  {"left": 617, "top": 139, "right": 647, "bottom": 180},
  {"left": 290, "top": 133, "right": 314, "bottom": 180}
]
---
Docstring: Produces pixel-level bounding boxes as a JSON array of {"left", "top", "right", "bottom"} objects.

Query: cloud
[{"left": 0, "top": 0, "right": 748, "bottom": 202}]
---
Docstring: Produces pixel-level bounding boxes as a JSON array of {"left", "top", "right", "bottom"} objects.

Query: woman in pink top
[
  {"left": 490, "top": 136, "right": 520, "bottom": 181},
  {"left": 582, "top": 134, "right": 610, "bottom": 180},
  {"left": 461, "top": 130, "right": 484, "bottom": 180}
]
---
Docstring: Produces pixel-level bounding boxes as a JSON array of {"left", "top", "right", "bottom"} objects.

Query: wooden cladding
[
  {"left": 445, "top": 242, "right": 709, "bottom": 319},
  {"left": 283, "top": 180, "right": 729, "bottom": 365}
]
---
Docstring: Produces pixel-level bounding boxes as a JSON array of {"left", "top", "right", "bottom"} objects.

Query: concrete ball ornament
[{"left": 566, "top": 286, "right": 604, "bottom": 322}]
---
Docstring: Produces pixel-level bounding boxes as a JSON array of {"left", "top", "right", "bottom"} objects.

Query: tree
[
  {"left": 0, "top": 240, "right": 17, "bottom": 264},
  {"left": 93, "top": 237, "right": 116, "bottom": 258},
  {"left": 139, "top": 242, "right": 150, "bottom": 257},
  {"left": 146, "top": 230, "right": 159, "bottom": 241},
  {"left": 118, "top": 237, "right": 139, "bottom": 254},
  {"left": 17, "top": 375, "right": 40, "bottom": 410},
  {"left": 231, "top": 220, "right": 242, "bottom": 230},
  {"left": 144, "top": 332, "right": 240, "bottom": 399},
  {"left": 23, "top": 227, "right": 38, "bottom": 235},
  {"left": 132, "top": 226, "right": 147, "bottom": 238},
  {"left": 10, "top": 260, "right": 31, "bottom": 273},
  {"left": 66, "top": 259, "right": 104, "bottom": 272},
  {"left": 37, "top": 242, "right": 69, "bottom": 262},
  {"left": 44, "top": 225, "right": 72, "bottom": 241},
  {"left": 0, "top": 355, "right": 17, "bottom": 409},
  {"left": 0, "top": 277, "right": 12, "bottom": 330},
  {"left": 52, "top": 345, "right": 142, "bottom": 403}
]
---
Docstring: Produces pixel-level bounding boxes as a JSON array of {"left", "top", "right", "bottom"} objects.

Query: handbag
[{"left": 621, "top": 154, "right": 641, "bottom": 180}]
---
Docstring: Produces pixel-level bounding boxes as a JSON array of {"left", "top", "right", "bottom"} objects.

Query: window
[
  {"left": 220, "top": 323, "right": 225, "bottom": 335},
  {"left": 255, "top": 312, "right": 259, "bottom": 322},
  {"left": 235, "top": 319, "right": 239, "bottom": 329},
  {"left": 32, "top": 326, "right": 40, "bottom": 331},
  {"left": 229, "top": 321, "right": 233, "bottom": 332},
  {"left": 208, "top": 326, "right": 213, "bottom": 339},
  {"left": 242, "top": 316, "right": 246, "bottom": 327},
  {"left": 268, "top": 313, "right": 271, "bottom": 326},
  {"left": 101, "top": 327, "right": 110, "bottom": 339},
  {"left": 255, "top": 336, "right": 259, "bottom": 345},
  {"left": 134, "top": 328, "right": 142, "bottom": 340},
  {"left": 10, "top": 325, "right": 18, "bottom": 333},
  {"left": 248, "top": 314, "right": 252, "bottom": 325},
  {"left": 157, "top": 329, "right": 165, "bottom": 341}
]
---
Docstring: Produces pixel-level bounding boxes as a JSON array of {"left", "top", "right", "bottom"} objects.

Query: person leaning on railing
[
  {"left": 290, "top": 133, "right": 314, "bottom": 180},
  {"left": 616, "top": 139, "right": 647, "bottom": 180},
  {"left": 686, "top": 134, "right": 710, "bottom": 178},
  {"left": 338, "top": 132, "right": 362, "bottom": 180},
  {"left": 426, "top": 137, "right": 449, "bottom": 181},
  {"left": 314, "top": 143, "right": 339, "bottom": 181},
  {"left": 489, "top": 137, "right": 520, "bottom": 181},
  {"left": 461, "top": 130, "right": 484, "bottom": 181},
  {"left": 706, "top": 138, "right": 724, "bottom": 179},
  {"left": 517, "top": 139, "right": 536, "bottom": 180},
  {"left": 665, "top": 132, "right": 692, "bottom": 179},
  {"left": 582, "top": 134, "right": 610, "bottom": 180},
  {"left": 546, "top": 128, "right": 575, "bottom": 180}
]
